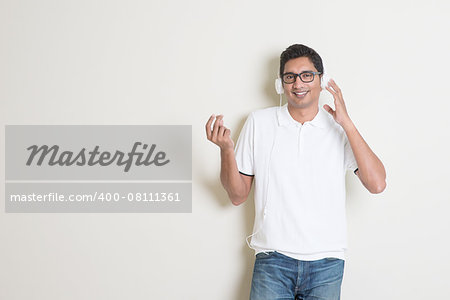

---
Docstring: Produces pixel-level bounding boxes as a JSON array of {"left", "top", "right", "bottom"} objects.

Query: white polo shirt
[{"left": 234, "top": 103, "right": 358, "bottom": 261}]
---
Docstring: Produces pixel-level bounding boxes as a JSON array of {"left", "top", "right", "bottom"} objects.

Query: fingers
[
  {"left": 224, "top": 128, "right": 231, "bottom": 138},
  {"left": 211, "top": 115, "right": 223, "bottom": 142},
  {"left": 206, "top": 114, "right": 234, "bottom": 150},
  {"left": 205, "top": 114, "right": 215, "bottom": 140},
  {"left": 327, "top": 79, "right": 343, "bottom": 98},
  {"left": 326, "top": 84, "right": 338, "bottom": 97},
  {"left": 323, "top": 104, "right": 335, "bottom": 115},
  {"left": 325, "top": 84, "right": 337, "bottom": 100},
  {"left": 326, "top": 81, "right": 344, "bottom": 110},
  {"left": 218, "top": 121, "right": 227, "bottom": 137},
  {"left": 206, "top": 114, "right": 228, "bottom": 139}
]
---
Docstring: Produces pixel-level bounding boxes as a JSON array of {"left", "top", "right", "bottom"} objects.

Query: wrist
[
  {"left": 220, "top": 146, "right": 234, "bottom": 155},
  {"left": 341, "top": 118, "right": 355, "bottom": 132}
]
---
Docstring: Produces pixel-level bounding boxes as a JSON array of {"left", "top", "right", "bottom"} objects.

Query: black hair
[{"left": 279, "top": 44, "right": 324, "bottom": 77}]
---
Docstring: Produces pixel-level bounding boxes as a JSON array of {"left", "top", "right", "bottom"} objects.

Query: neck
[{"left": 287, "top": 104, "right": 319, "bottom": 125}]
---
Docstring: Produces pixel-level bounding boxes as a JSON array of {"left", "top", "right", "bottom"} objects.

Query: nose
[{"left": 293, "top": 76, "right": 306, "bottom": 89}]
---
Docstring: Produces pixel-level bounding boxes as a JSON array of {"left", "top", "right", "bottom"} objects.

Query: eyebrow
[{"left": 284, "top": 70, "right": 315, "bottom": 73}]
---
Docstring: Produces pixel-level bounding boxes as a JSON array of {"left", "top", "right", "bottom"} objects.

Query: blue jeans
[{"left": 249, "top": 251, "right": 345, "bottom": 300}]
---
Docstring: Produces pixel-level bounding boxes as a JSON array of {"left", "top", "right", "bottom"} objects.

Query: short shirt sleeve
[
  {"left": 234, "top": 113, "right": 255, "bottom": 176},
  {"left": 344, "top": 132, "right": 358, "bottom": 174}
]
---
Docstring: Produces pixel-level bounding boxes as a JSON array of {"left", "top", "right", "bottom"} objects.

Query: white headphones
[{"left": 275, "top": 77, "right": 284, "bottom": 95}]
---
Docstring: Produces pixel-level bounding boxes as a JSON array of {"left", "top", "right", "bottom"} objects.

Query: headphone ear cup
[
  {"left": 320, "top": 73, "right": 330, "bottom": 89},
  {"left": 275, "top": 78, "right": 284, "bottom": 94}
]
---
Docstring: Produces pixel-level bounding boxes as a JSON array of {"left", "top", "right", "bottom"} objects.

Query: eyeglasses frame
[{"left": 281, "top": 71, "right": 322, "bottom": 84}]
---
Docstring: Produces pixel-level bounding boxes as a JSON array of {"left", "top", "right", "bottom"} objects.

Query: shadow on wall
[
  {"left": 235, "top": 54, "right": 281, "bottom": 299},
  {"left": 234, "top": 54, "right": 281, "bottom": 299},
  {"left": 200, "top": 114, "right": 256, "bottom": 299},
  {"left": 263, "top": 55, "right": 282, "bottom": 108},
  {"left": 202, "top": 53, "right": 283, "bottom": 299}
]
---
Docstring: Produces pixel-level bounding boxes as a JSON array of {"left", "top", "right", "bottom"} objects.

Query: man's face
[{"left": 282, "top": 56, "right": 322, "bottom": 110}]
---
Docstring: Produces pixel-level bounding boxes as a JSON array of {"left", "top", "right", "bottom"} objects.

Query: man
[{"left": 205, "top": 44, "right": 386, "bottom": 300}]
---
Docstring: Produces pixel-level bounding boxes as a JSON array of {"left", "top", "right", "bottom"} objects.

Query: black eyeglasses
[{"left": 281, "top": 71, "right": 322, "bottom": 84}]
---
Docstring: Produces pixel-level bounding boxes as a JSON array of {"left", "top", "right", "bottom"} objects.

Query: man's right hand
[
  {"left": 205, "top": 114, "right": 234, "bottom": 151},
  {"left": 205, "top": 114, "right": 253, "bottom": 205}
]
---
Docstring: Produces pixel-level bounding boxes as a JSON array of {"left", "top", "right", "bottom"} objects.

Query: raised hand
[
  {"left": 323, "top": 79, "right": 352, "bottom": 128},
  {"left": 205, "top": 114, "right": 234, "bottom": 151}
]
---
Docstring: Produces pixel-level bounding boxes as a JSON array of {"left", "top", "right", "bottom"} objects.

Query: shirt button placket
[{"left": 298, "top": 124, "right": 305, "bottom": 157}]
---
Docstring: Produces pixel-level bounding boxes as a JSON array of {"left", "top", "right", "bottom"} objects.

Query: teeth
[{"left": 295, "top": 91, "right": 307, "bottom": 95}]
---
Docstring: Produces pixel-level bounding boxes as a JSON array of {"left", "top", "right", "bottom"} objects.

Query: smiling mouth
[{"left": 293, "top": 91, "right": 308, "bottom": 97}]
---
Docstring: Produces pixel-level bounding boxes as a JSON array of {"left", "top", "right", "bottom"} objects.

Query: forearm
[
  {"left": 342, "top": 120, "right": 386, "bottom": 193},
  {"left": 220, "top": 148, "right": 249, "bottom": 204}
]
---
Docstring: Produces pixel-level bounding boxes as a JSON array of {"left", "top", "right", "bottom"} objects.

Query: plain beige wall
[{"left": 1, "top": 0, "right": 450, "bottom": 299}]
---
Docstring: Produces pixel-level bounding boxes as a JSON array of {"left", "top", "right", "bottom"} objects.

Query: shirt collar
[{"left": 277, "top": 104, "right": 329, "bottom": 129}]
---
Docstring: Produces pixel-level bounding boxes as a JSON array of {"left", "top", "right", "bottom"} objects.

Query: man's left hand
[{"left": 323, "top": 79, "right": 352, "bottom": 128}]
